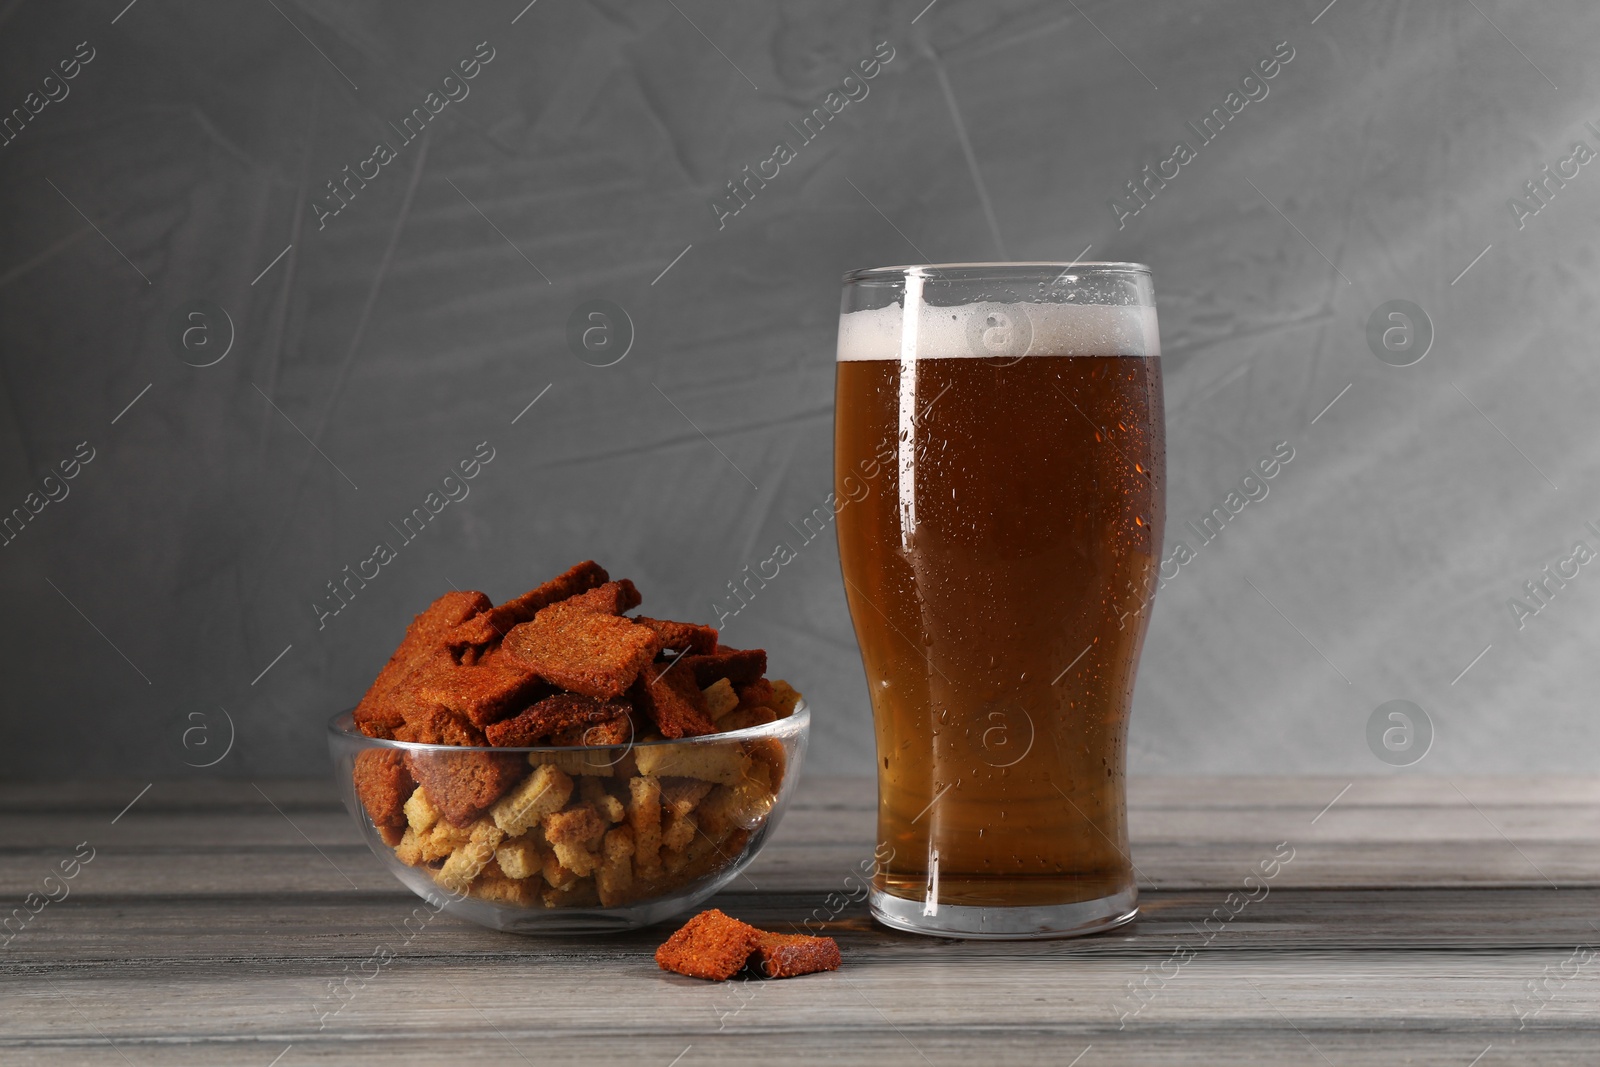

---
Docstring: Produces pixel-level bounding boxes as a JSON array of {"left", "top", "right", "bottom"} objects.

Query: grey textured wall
[{"left": 1, "top": 0, "right": 1596, "bottom": 780}]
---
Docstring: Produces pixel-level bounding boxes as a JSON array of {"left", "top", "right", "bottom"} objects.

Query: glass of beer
[{"left": 834, "top": 263, "right": 1164, "bottom": 938}]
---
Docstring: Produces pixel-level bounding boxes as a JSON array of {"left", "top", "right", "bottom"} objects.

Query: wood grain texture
[{"left": 2, "top": 776, "right": 1597, "bottom": 1065}]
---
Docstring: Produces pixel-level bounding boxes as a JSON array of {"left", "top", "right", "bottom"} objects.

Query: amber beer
[{"left": 834, "top": 264, "right": 1163, "bottom": 938}]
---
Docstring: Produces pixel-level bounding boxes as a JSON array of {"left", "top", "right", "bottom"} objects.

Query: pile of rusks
[{"left": 349, "top": 561, "right": 799, "bottom": 909}]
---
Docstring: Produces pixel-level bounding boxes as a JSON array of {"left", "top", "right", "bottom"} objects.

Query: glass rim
[
  {"left": 842, "top": 261, "right": 1152, "bottom": 284},
  {"left": 327, "top": 700, "right": 809, "bottom": 753}
]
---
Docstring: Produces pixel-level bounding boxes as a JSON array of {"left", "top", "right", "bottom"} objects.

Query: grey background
[{"left": 1, "top": 0, "right": 1595, "bottom": 780}]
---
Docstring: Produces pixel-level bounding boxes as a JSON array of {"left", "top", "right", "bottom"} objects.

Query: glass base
[{"left": 869, "top": 884, "right": 1138, "bottom": 940}]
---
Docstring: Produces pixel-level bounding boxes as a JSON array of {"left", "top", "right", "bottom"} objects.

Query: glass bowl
[{"left": 328, "top": 702, "right": 808, "bottom": 934}]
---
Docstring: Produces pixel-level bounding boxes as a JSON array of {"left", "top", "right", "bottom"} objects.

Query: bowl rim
[{"left": 327, "top": 699, "right": 808, "bottom": 753}]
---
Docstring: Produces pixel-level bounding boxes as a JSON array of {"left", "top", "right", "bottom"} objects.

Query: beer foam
[{"left": 836, "top": 301, "right": 1160, "bottom": 361}]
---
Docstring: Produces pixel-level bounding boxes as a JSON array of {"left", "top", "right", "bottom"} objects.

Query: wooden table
[{"left": 4, "top": 776, "right": 1597, "bottom": 1065}]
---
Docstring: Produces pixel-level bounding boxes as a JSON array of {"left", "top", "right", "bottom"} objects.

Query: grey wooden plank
[
  {"left": 4, "top": 949, "right": 1594, "bottom": 1055},
  {"left": 2, "top": 1031, "right": 1594, "bottom": 1067},
  {"left": 5, "top": 777, "right": 1597, "bottom": 1065},
  {"left": 4, "top": 887, "right": 1596, "bottom": 965},
  {"left": 0, "top": 780, "right": 345, "bottom": 813}
]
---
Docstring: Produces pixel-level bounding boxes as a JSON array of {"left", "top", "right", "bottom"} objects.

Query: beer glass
[{"left": 834, "top": 263, "right": 1164, "bottom": 938}]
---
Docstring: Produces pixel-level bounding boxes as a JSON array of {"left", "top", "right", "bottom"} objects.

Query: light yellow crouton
[
  {"left": 495, "top": 837, "right": 542, "bottom": 881},
  {"left": 544, "top": 805, "right": 605, "bottom": 877},
  {"left": 491, "top": 764, "right": 573, "bottom": 837},
  {"left": 662, "top": 809, "right": 697, "bottom": 853},
  {"left": 541, "top": 851, "right": 580, "bottom": 891},
  {"left": 748, "top": 737, "right": 786, "bottom": 790},
  {"left": 662, "top": 824, "right": 744, "bottom": 879},
  {"left": 470, "top": 873, "right": 539, "bottom": 907},
  {"left": 702, "top": 677, "right": 739, "bottom": 719},
  {"left": 544, "top": 804, "right": 606, "bottom": 845},
  {"left": 403, "top": 787, "right": 440, "bottom": 834},
  {"left": 579, "top": 776, "right": 627, "bottom": 824},
  {"left": 634, "top": 740, "right": 751, "bottom": 785},
  {"left": 596, "top": 825, "right": 635, "bottom": 906},
  {"left": 659, "top": 777, "right": 713, "bottom": 818},
  {"left": 769, "top": 679, "right": 801, "bottom": 717},
  {"left": 697, "top": 761, "right": 775, "bottom": 837},
  {"left": 596, "top": 793, "right": 626, "bottom": 824},
  {"left": 437, "top": 819, "right": 505, "bottom": 895},
  {"left": 628, "top": 776, "right": 662, "bottom": 879},
  {"left": 419, "top": 820, "right": 472, "bottom": 862},
  {"left": 394, "top": 828, "right": 424, "bottom": 867},
  {"left": 603, "top": 824, "right": 634, "bottom": 864}
]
